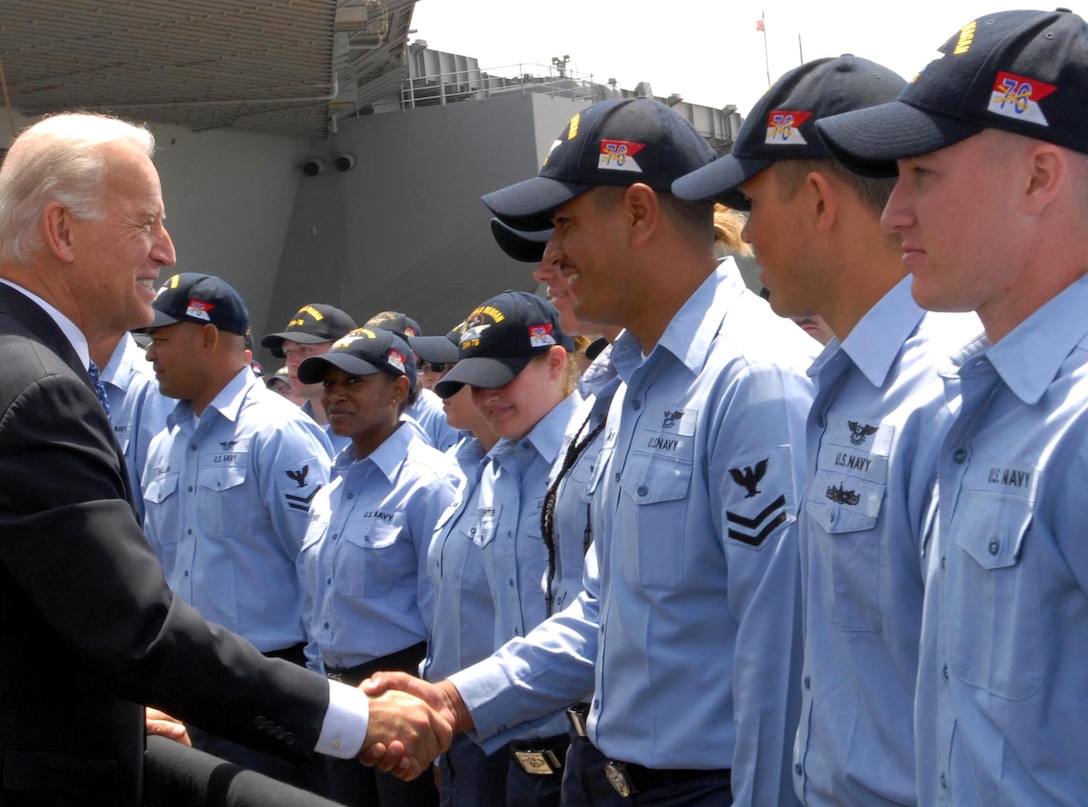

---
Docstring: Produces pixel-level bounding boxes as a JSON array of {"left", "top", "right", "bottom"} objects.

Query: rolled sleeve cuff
[{"left": 316, "top": 680, "right": 370, "bottom": 758}]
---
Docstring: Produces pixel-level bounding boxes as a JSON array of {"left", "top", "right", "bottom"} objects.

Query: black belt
[
  {"left": 263, "top": 641, "right": 307, "bottom": 666},
  {"left": 604, "top": 759, "right": 730, "bottom": 798},
  {"left": 325, "top": 641, "right": 427, "bottom": 687},
  {"left": 508, "top": 733, "right": 570, "bottom": 776}
]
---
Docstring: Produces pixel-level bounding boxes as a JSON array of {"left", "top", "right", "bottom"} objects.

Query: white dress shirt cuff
[{"left": 316, "top": 680, "right": 370, "bottom": 758}]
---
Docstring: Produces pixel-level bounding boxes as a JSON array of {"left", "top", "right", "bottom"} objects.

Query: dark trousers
[
  {"left": 505, "top": 734, "right": 567, "bottom": 807},
  {"left": 560, "top": 735, "right": 629, "bottom": 807},
  {"left": 324, "top": 641, "right": 437, "bottom": 807},
  {"left": 438, "top": 734, "right": 508, "bottom": 806}
]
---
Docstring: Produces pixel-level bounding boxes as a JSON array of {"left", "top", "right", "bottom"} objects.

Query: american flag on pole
[{"left": 756, "top": 17, "right": 765, "bottom": 32}]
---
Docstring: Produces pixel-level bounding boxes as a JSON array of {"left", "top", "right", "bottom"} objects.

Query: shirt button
[
  {"left": 804, "top": 676, "right": 810, "bottom": 689},
  {"left": 940, "top": 773, "right": 947, "bottom": 788},
  {"left": 187, "top": 529, "right": 192, "bottom": 535},
  {"left": 323, "top": 622, "right": 330, "bottom": 629},
  {"left": 331, "top": 739, "right": 342, "bottom": 750},
  {"left": 943, "top": 664, "right": 949, "bottom": 679},
  {"left": 190, "top": 445, "right": 198, "bottom": 452},
  {"left": 940, "top": 555, "right": 946, "bottom": 569},
  {"left": 988, "top": 540, "right": 999, "bottom": 555},
  {"left": 952, "top": 448, "right": 967, "bottom": 464},
  {"left": 332, "top": 533, "right": 339, "bottom": 541},
  {"left": 346, "top": 492, "right": 354, "bottom": 500},
  {"left": 592, "top": 699, "right": 599, "bottom": 710},
  {"left": 795, "top": 763, "right": 803, "bottom": 775},
  {"left": 637, "top": 485, "right": 648, "bottom": 497},
  {"left": 816, "top": 415, "right": 825, "bottom": 428},
  {"left": 632, "top": 399, "right": 641, "bottom": 411},
  {"left": 187, "top": 486, "right": 194, "bottom": 493},
  {"left": 183, "top": 570, "right": 189, "bottom": 577},
  {"left": 470, "top": 527, "right": 476, "bottom": 535},
  {"left": 326, "top": 578, "right": 332, "bottom": 585},
  {"left": 614, "top": 472, "right": 621, "bottom": 482}
]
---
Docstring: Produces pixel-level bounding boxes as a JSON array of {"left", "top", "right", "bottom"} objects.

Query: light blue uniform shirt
[
  {"left": 917, "top": 273, "right": 1088, "bottom": 806},
  {"left": 794, "top": 279, "right": 979, "bottom": 806},
  {"left": 423, "top": 436, "right": 495, "bottom": 683},
  {"left": 142, "top": 367, "right": 333, "bottom": 653},
  {"left": 410, "top": 387, "right": 461, "bottom": 451},
  {"left": 546, "top": 345, "right": 622, "bottom": 614},
  {"left": 100, "top": 333, "right": 170, "bottom": 520},
  {"left": 298, "top": 424, "right": 460, "bottom": 672},
  {"left": 451, "top": 260, "right": 816, "bottom": 806}
]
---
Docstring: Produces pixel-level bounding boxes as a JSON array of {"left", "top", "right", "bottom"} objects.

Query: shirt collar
[
  {"left": 612, "top": 257, "right": 744, "bottom": 382},
  {"left": 833, "top": 276, "right": 925, "bottom": 387},
  {"left": 492, "top": 392, "right": 579, "bottom": 466},
  {"left": 334, "top": 421, "right": 415, "bottom": 482},
  {"left": 100, "top": 332, "right": 146, "bottom": 388},
  {"left": 168, "top": 366, "right": 256, "bottom": 426},
  {"left": 0, "top": 278, "right": 90, "bottom": 369},
  {"left": 983, "top": 273, "right": 1088, "bottom": 405}
]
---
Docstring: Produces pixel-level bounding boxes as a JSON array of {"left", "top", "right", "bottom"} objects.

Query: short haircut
[
  {"left": 592, "top": 185, "right": 715, "bottom": 243},
  {"left": 0, "top": 113, "right": 155, "bottom": 264},
  {"left": 774, "top": 158, "right": 895, "bottom": 218}
]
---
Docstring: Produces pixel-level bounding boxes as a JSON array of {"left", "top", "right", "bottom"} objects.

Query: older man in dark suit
[{"left": 0, "top": 112, "right": 451, "bottom": 806}]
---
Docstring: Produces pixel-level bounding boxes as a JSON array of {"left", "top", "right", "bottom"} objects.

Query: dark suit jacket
[{"left": 0, "top": 284, "right": 331, "bottom": 805}]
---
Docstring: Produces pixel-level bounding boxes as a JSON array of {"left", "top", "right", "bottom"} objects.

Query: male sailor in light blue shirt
[
  {"left": 366, "top": 97, "right": 817, "bottom": 806},
  {"left": 89, "top": 330, "right": 170, "bottom": 520},
  {"left": 140, "top": 272, "right": 333, "bottom": 786},
  {"left": 816, "top": 9, "right": 1088, "bottom": 804},
  {"left": 674, "top": 56, "right": 980, "bottom": 805},
  {"left": 262, "top": 302, "right": 358, "bottom": 455}
]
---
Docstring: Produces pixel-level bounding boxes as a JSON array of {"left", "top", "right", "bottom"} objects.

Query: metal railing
[{"left": 399, "top": 62, "right": 615, "bottom": 109}]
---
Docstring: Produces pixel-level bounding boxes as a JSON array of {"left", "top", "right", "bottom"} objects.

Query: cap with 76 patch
[
  {"left": 816, "top": 9, "right": 1088, "bottom": 177},
  {"left": 481, "top": 97, "right": 715, "bottom": 231},
  {"left": 434, "top": 291, "right": 574, "bottom": 398},
  {"left": 672, "top": 55, "right": 905, "bottom": 209}
]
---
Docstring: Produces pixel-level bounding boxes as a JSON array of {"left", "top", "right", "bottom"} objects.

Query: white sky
[{"left": 409, "top": 0, "right": 1058, "bottom": 116}]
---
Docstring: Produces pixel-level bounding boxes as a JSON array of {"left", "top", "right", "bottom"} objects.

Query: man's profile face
[
  {"left": 145, "top": 321, "right": 206, "bottom": 401},
  {"left": 881, "top": 131, "right": 1025, "bottom": 320},
  {"left": 739, "top": 166, "right": 819, "bottom": 320},
  {"left": 548, "top": 187, "right": 628, "bottom": 328},
  {"left": 68, "top": 142, "right": 176, "bottom": 337},
  {"left": 282, "top": 339, "right": 332, "bottom": 399}
]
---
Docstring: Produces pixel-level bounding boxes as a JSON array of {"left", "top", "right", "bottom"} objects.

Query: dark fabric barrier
[{"left": 144, "top": 736, "right": 344, "bottom": 807}]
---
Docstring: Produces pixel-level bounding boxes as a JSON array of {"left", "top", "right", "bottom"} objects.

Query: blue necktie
[{"left": 87, "top": 361, "right": 111, "bottom": 417}]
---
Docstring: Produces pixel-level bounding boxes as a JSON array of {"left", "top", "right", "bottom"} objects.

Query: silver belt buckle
[
  {"left": 605, "top": 760, "right": 637, "bottom": 797},
  {"left": 513, "top": 749, "right": 561, "bottom": 775},
  {"left": 566, "top": 705, "right": 589, "bottom": 738}
]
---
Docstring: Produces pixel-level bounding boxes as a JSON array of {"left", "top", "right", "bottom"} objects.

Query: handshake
[
  {"left": 358, "top": 673, "right": 474, "bottom": 779},
  {"left": 144, "top": 673, "right": 473, "bottom": 781}
]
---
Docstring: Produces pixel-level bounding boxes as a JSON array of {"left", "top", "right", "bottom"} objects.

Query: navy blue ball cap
[
  {"left": 142, "top": 272, "right": 249, "bottom": 335},
  {"left": 364, "top": 310, "right": 422, "bottom": 339},
  {"left": 434, "top": 291, "right": 574, "bottom": 398},
  {"left": 490, "top": 218, "right": 552, "bottom": 264},
  {"left": 817, "top": 10, "right": 1088, "bottom": 177},
  {"left": 297, "top": 327, "right": 416, "bottom": 392},
  {"left": 673, "top": 55, "right": 906, "bottom": 207},
  {"left": 481, "top": 97, "right": 716, "bottom": 231},
  {"left": 261, "top": 303, "right": 357, "bottom": 358},
  {"left": 409, "top": 322, "right": 462, "bottom": 366}
]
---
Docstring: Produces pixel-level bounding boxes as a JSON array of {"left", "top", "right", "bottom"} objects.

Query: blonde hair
[{"left": 713, "top": 203, "right": 752, "bottom": 258}]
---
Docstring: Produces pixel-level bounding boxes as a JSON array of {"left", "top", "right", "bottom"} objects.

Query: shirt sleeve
[
  {"left": 708, "top": 363, "right": 809, "bottom": 807},
  {"left": 316, "top": 680, "right": 370, "bottom": 758},
  {"left": 449, "top": 542, "right": 600, "bottom": 752}
]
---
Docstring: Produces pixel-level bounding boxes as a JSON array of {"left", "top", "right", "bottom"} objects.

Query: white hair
[{"left": 0, "top": 113, "right": 155, "bottom": 264}]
